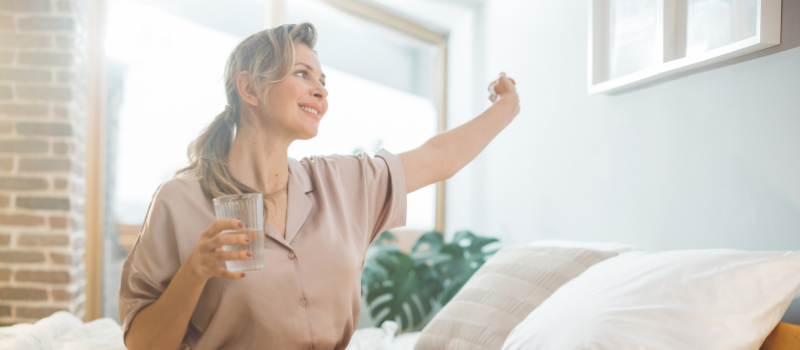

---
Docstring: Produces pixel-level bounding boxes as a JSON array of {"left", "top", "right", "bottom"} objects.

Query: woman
[{"left": 119, "top": 22, "right": 519, "bottom": 350}]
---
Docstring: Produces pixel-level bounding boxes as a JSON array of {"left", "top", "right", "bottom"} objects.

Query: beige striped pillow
[{"left": 415, "top": 245, "right": 618, "bottom": 350}]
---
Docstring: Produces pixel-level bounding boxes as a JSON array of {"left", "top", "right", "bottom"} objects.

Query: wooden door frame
[{"left": 85, "top": 0, "right": 107, "bottom": 322}]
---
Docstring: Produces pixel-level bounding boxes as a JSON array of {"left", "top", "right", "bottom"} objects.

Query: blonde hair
[{"left": 176, "top": 23, "right": 318, "bottom": 200}]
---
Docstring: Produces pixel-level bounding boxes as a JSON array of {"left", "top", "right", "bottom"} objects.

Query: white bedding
[
  {"left": 346, "top": 321, "right": 420, "bottom": 350},
  {"left": 0, "top": 312, "right": 419, "bottom": 350},
  {"left": 502, "top": 250, "right": 800, "bottom": 349},
  {"left": 0, "top": 311, "right": 126, "bottom": 350}
]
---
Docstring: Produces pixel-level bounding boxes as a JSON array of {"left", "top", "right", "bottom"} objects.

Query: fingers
[
  {"left": 214, "top": 249, "right": 252, "bottom": 262},
  {"left": 203, "top": 219, "right": 244, "bottom": 238},
  {"left": 498, "top": 72, "right": 514, "bottom": 86},
  {"left": 488, "top": 72, "right": 515, "bottom": 101},
  {"left": 201, "top": 231, "right": 250, "bottom": 254},
  {"left": 209, "top": 233, "right": 251, "bottom": 250},
  {"left": 192, "top": 219, "right": 252, "bottom": 282},
  {"left": 216, "top": 266, "right": 246, "bottom": 280}
]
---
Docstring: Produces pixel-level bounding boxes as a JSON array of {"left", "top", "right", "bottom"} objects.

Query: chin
[{"left": 296, "top": 126, "right": 319, "bottom": 140}]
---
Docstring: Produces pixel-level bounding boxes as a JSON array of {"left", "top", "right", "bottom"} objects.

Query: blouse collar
[{"left": 288, "top": 157, "right": 314, "bottom": 194}]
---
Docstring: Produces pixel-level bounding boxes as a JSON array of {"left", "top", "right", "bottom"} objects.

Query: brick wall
[{"left": 0, "top": 0, "right": 87, "bottom": 325}]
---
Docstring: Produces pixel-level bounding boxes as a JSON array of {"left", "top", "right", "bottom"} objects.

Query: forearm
[
  {"left": 419, "top": 97, "right": 518, "bottom": 181},
  {"left": 125, "top": 259, "right": 208, "bottom": 350}
]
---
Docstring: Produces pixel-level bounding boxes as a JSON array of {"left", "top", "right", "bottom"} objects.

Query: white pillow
[
  {"left": 502, "top": 250, "right": 800, "bottom": 350},
  {"left": 527, "top": 239, "right": 638, "bottom": 254},
  {"left": 415, "top": 246, "right": 618, "bottom": 349}
]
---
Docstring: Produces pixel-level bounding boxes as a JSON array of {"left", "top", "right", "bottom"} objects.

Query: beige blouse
[{"left": 118, "top": 149, "right": 407, "bottom": 350}]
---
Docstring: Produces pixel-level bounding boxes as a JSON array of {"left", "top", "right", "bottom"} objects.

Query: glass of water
[{"left": 212, "top": 193, "right": 265, "bottom": 272}]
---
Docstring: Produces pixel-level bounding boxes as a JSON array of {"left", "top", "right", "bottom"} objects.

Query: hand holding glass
[{"left": 212, "top": 193, "right": 265, "bottom": 272}]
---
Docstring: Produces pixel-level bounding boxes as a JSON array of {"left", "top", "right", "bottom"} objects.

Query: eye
[{"left": 296, "top": 69, "right": 325, "bottom": 87}]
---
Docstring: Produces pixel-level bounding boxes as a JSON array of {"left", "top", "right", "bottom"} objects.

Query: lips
[
  {"left": 299, "top": 102, "right": 321, "bottom": 112},
  {"left": 299, "top": 106, "right": 319, "bottom": 120}
]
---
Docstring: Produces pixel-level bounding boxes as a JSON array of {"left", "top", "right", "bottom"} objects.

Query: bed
[
  {"left": 0, "top": 314, "right": 797, "bottom": 350},
  {"left": 3, "top": 241, "right": 799, "bottom": 350}
]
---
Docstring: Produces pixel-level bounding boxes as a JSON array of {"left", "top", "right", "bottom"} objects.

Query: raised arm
[{"left": 400, "top": 72, "right": 520, "bottom": 193}]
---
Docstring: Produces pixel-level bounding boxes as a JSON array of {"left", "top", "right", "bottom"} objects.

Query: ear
[{"left": 236, "top": 71, "right": 260, "bottom": 107}]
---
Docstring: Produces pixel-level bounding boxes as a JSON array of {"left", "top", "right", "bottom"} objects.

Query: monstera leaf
[
  {"left": 362, "top": 241, "right": 439, "bottom": 331},
  {"left": 361, "top": 232, "right": 398, "bottom": 289},
  {"left": 432, "top": 231, "right": 499, "bottom": 305},
  {"left": 411, "top": 231, "right": 445, "bottom": 262},
  {"left": 410, "top": 231, "right": 449, "bottom": 277},
  {"left": 361, "top": 230, "right": 499, "bottom": 331}
]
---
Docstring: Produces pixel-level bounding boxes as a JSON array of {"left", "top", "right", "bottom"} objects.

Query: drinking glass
[{"left": 212, "top": 193, "right": 265, "bottom": 272}]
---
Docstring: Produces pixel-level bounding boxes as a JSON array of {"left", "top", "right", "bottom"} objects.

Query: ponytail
[{"left": 175, "top": 22, "right": 318, "bottom": 199}]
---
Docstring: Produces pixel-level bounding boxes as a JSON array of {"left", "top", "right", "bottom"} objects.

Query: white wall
[{"left": 446, "top": 0, "right": 800, "bottom": 251}]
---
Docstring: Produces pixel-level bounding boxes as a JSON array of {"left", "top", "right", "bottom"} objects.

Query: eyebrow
[{"left": 295, "top": 62, "right": 326, "bottom": 80}]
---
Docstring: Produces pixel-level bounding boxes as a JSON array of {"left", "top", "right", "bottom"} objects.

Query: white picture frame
[{"left": 588, "top": 0, "right": 781, "bottom": 94}]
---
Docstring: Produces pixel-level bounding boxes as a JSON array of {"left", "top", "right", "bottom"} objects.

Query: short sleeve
[
  {"left": 117, "top": 183, "right": 182, "bottom": 345},
  {"left": 301, "top": 148, "right": 408, "bottom": 245},
  {"left": 369, "top": 149, "right": 408, "bottom": 242}
]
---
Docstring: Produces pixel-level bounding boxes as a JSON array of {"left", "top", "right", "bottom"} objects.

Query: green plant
[{"left": 361, "top": 230, "right": 499, "bottom": 332}]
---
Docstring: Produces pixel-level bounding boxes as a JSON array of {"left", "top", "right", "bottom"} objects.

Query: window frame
[
  {"left": 86, "top": 0, "right": 107, "bottom": 322},
  {"left": 588, "top": 0, "right": 782, "bottom": 94}
]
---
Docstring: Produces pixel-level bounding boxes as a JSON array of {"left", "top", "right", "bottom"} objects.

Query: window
[
  {"left": 588, "top": 0, "right": 781, "bottom": 94},
  {"left": 101, "top": 0, "right": 265, "bottom": 320}
]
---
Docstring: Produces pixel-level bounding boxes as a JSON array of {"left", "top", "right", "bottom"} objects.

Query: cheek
[
  {"left": 265, "top": 90, "right": 286, "bottom": 113},
  {"left": 290, "top": 81, "right": 307, "bottom": 99},
  {"left": 268, "top": 82, "right": 303, "bottom": 107}
]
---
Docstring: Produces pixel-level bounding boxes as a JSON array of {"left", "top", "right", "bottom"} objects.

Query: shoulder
[
  {"left": 295, "top": 153, "right": 381, "bottom": 183},
  {"left": 150, "top": 170, "right": 207, "bottom": 211},
  {"left": 293, "top": 149, "right": 404, "bottom": 189},
  {"left": 296, "top": 150, "right": 399, "bottom": 174},
  {"left": 296, "top": 152, "right": 368, "bottom": 168},
  {"left": 137, "top": 170, "right": 212, "bottom": 255}
]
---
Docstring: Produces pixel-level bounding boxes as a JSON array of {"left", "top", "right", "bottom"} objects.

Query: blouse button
[
  {"left": 288, "top": 252, "right": 296, "bottom": 260},
  {"left": 300, "top": 298, "right": 307, "bottom": 307}
]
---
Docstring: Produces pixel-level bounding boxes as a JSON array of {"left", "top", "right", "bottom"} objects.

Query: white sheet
[
  {"left": 0, "top": 311, "right": 126, "bottom": 350},
  {"left": 0, "top": 311, "right": 421, "bottom": 350},
  {"left": 346, "top": 321, "right": 420, "bottom": 350}
]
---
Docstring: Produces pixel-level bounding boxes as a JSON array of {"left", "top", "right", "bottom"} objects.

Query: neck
[{"left": 228, "top": 117, "right": 292, "bottom": 195}]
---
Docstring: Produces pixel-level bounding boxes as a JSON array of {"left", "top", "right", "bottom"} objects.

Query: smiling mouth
[{"left": 299, "top": 105, "right": 319, "bottom": 118}]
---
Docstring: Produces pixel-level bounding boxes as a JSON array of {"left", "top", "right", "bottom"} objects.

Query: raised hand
[{"left": 488, "top": 72, "right": 517, "bottom": 102}]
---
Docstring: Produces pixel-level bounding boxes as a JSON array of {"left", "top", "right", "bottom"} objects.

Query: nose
[{"left": 312, "top": 81, "right": 327, "bottom": 100}]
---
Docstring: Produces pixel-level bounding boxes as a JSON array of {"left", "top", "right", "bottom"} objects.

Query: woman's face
[{"left": 264, "top": 43, "right": 328, "bottom": 141}]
